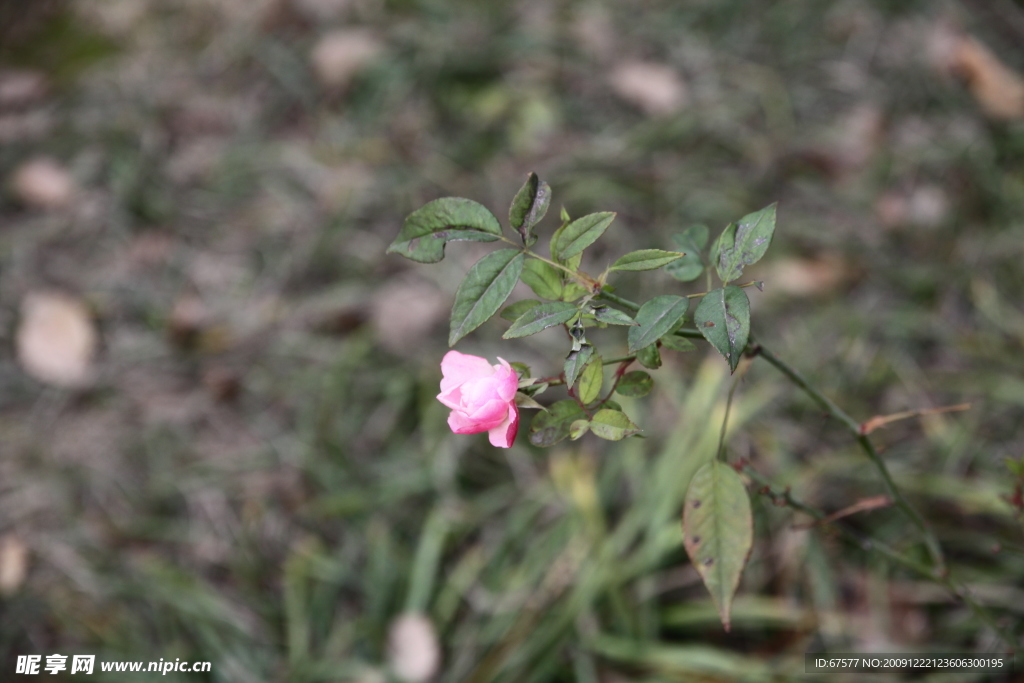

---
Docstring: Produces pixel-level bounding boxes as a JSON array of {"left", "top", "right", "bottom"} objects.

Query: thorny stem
[
  {"left": 596, "top": 358, "right": 634, "bottom": 409},
  {"left": 743, "top": 465, "right": 1019, "bottom": 652},
  {"left": 591, "top": 289, "right": 987, "bottom": 632},
  {"left": 751, "top": 339, "right": 946, "bottom": 574}
]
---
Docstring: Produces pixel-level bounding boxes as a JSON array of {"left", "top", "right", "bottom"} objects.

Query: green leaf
[
  {"left": 578, "top": 354, "right": 603, "bottom": 404},
  {"left": 561, "top": 282, "right": 588, "bottom": 302},
  {"left": 501, "top": 299, "right": 541, "bottom": 321},
  {"left": 610, "top": 249, "right": 686, "bottom": 272},
  {"left": 514, "top": 392, "right": 547, "bottom": 411},
  {"left": 449, "top": 249, "right": 526, "bottom": 346},
  {"left": 520, "top": 259, "right": 564, "bottom": 300},
  {"left": 615, "top": 371, "right": 653, "bottom": 398},
  {"left": 628, "top": 295, "right": 689, "bottom": 353},
  {"left": 593, "top": 307, "right": 638, "bottom": 326},
  {"left": 660, "top": 335, "right": 697, "bottom": 352},
  {"left": 387, "top": 197, "right": 502, "bottom": 263},
  {"left": 712, "top": 204, "right": 777, "bottom": 283},
  {"left": 509, "top": 172, "right": 551, "bottom": 246},
  {"left": 636, "top": 344, "right": 661, "bottom": 369},
  {"left": 529, "top": 400, "right": 587, "bottom": 447},
  {"left": 666, "top": 225, "right": 709, "bottom": 282},
  {"left": 510, "top": 362, "right": 531, "bottom": 379},
  {"left": 551, "top": 212, "right": 616, "bottom": 261},
  {"left": 694, "top": 286, "right": 750, "bottom": 372},
  {"left": 569, "top": 419, "right": 590, "bottom": 440},
  {"left": 590, "top": 409, "right": 640, "bottom": 440},
  {"left": 564, "top": 344, "right": 594, "bottom": 389},
  {"left": 521, "top": 381, "right": 548, "bottom": 397},
  {"left": 682, "top": 461, "right": 753, "bottom": 632},
  {"left": 503, "top": 301, "right": 579, "bottom": 339}
]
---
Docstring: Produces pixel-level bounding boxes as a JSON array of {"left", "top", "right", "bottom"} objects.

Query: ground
[{"left": 1, "top": 1, "right": 1024, "bottom": 681}]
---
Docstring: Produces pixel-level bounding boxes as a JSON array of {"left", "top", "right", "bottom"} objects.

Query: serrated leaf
[
  {"left": 509, "top": 172, "right": 551, "bottom": 246},
  {"left": 713, "top": 204, "right": 777, "bottom": 283},
  {"left": 694, "top": 286, "right": 750, "bottom": 372},
  {"left": 449, "top": 249, "right": 525, "bottom": 346},
  {"left": 666, "top": 224, "right": 709, "bottom": 282},
  {"left": 387, "top": 197, "right": 502, "bottom": 263},
  {"left": 521, "top": 259, "right": 564, "bottom": 300},
  {"left": 660, "top": 334, "right": 697, "bottom": 352},
  {"left": 503, "top": 301, "right": 579, "bottom": 339},
  {"left": 501, "top": 300, "right": 541, "bottom": 322},
  {"left": 615, "top": 371, "right": 653, "bottom": 398},
  {"left": 628, "top": 295, "right": 689, "bottom": 353},
  {"left": 569, "top": 419, "right": 590, "bottom": 440},
  {"left": 551, "top": 212, "right": 616, "bottom": 261},
  {"left": 589, "top": 409, "right": 640, "bottom": 440},
  {"left": 564, "top": 344, "right": 594, "bottom": 388},
  {"left": 682, "top": 461, "right": 753, "bottom": 632},
  {"left": 529, "top": 400, "right": 587, "bottom": 447},
  {"left": 578, "top": 354, "right": 603, "bottom": 404},
  {"left": 636, "top": 343, "right": 661, "bottom": 369},
  {"left": 593, "top": 307, "right": 637, "bottom": 326},
  {"left": 610, "top": 249, "right": 686, "bottom": 272},
  {"left": 511, "top": 362, "right": 531, "bottom": 379}
]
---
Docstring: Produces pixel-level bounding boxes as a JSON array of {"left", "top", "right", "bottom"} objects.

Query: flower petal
[
  {"left": 488, "top": 402, "right": 519, "bottom": 448},
  {"left": 448, "top": 409, "right": 485, "bottom": 434},
  {"left": 467, "top": 398, "right": 509, "bottom": 431},
  {"left": 440, "top": 350, "right": 495, "bottom": 393},
  {"left": 436, "top": 385, "right": 463, "bottom": 410},
  {"left": 492, "top": 358, "right": 519, "bottom": 403}
]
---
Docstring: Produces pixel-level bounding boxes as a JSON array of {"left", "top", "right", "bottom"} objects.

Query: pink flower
[{"left": 437, "top": 350, "right": 519, "bottom": 448}]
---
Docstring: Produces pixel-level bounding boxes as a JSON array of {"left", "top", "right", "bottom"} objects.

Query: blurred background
[{"left": 2, "top": 0, "right": 1024, "bottom": 681}]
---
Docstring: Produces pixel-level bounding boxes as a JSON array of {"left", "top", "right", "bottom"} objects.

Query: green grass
[{"left": 1, "top": 0, "right": 1023, "bottom": 681}]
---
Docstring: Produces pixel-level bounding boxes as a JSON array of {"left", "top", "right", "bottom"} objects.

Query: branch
[{"left": 743, "top": 465, "right": 1019, "bottom": 652}]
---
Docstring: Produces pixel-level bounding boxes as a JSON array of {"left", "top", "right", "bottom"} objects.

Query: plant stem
[
  {"left": 743, "top": 465, "right": 1018, "bottom": 652},
  {"left": 751, "top": 338, "right": 946, "bottom": 573},
  {"left": 595, "top": 291, "right": 704, "bottom": 339},
  {"left": 684, "top": 280, "right": 763, "bottom": 299},
  {"left": 596, "top": 289, "right": 945, "bottom": 572},
  {"left": 596, "top": 358, "right": 634, "bottom": 409},
  {"left": 716, "top": 370, "right": 744, "bottom": 462},
  {"left": 499, "top": 236, "right": 597, "bottom": 288}
]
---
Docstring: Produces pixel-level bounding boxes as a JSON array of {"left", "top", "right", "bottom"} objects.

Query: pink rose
[{"left": 437, "top": 350, "right": 519, "bottom": 448}]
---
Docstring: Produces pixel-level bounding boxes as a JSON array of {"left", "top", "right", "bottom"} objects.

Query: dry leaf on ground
[
  {"left": 10, "top": 157, "right": 77, "bottom": 210},
  {"left": 766, "top": 254, "right": 852, "bottom": 297},
  {"left": 608, "top": 61, "right": 689, "bottom": 116},
  {"left": 16, "top": 291, "right": 98, "bottom": 387},
  {"left": 310, "top": 30, "right": 384, "bottom": 90},
  {"left": 0, "top": 535, "right": 29, "bottom": 596},
  {"left": 929, "top": 22, "right": 1024, "bottom": 120}
]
